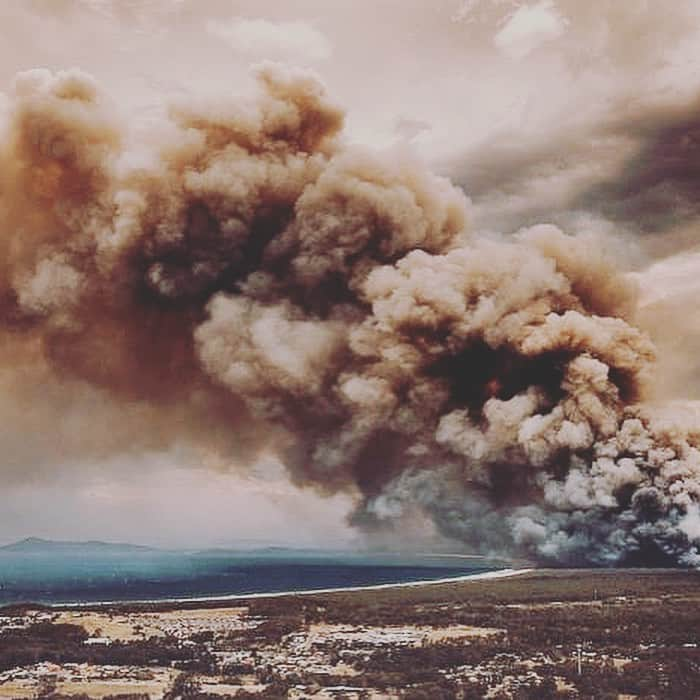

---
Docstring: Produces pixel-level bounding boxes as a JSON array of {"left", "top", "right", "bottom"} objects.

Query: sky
[{"left": 3, "top": 0, "right": 700, "bottom": 551}]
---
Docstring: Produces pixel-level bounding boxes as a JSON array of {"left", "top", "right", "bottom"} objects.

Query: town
[{"left": 1, "top": 569, "right": 700, "bottom": 698}]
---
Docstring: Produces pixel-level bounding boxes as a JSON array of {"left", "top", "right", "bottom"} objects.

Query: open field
[{"left": 1, "top": 569, "right": 699, "bottom": 698}]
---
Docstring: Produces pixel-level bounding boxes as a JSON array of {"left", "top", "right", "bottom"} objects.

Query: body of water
[{"left": 0, "top": 541, "right": 505, "bottom": 605}]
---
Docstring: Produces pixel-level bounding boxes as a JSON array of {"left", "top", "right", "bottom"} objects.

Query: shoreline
[
  {"left": 5, "top": 568, "right": 699, "bottom": 699},
  {"left": 54, "top": 566, "right": 534, "bottom": 609}
]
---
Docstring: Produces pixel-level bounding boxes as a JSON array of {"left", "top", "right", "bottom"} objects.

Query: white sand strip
[{"left": 57, "top": 567, "right": 534, "bottom": 608}]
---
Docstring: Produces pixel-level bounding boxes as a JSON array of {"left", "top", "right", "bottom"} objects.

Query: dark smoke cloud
[
  {"left": 1, "top": 64, "right": 700, "bottom": 567},
  {"left": 441, "top": 0, "right": 700, "bottom": 248},
  {"left": 578, "top": 99, "right": 700, "bottom": 234},
  {"left": 446, "top": 92, "right": 700, "bottom": 246}
]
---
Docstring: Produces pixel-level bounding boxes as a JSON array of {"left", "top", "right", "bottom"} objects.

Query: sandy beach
[
  {"left": 4, "top": 568, "right": 699, "bottom": 699},
  {"left": 57, "top": 566, "right": 534, "bottom": 609}
]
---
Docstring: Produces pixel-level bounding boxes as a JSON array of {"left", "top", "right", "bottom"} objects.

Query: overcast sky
[{"left": 3, "top": 0, "right": 700, "bottom": 548}]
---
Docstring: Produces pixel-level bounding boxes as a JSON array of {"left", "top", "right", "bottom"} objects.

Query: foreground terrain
[{"left": 0, "top": 569, "right": 699, "bottom": 698}]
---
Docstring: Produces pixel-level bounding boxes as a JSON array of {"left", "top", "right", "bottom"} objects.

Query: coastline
[
  {"left": 56, "top": 566, "right": 534, "bottom": 609},
  {"left": 6, "top": 568, "right": 699, "bottom": 699}
]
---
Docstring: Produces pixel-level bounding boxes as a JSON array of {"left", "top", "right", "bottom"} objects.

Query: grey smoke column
[{"left": 1, "top": 64, "right": 699, "bottom": 566}]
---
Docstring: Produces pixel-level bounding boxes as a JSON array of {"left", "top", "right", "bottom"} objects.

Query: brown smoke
[{"left": 2, "top": 64, "right": 700, "bottom": 566}]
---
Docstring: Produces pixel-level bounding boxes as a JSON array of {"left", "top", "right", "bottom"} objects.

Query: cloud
[
  {"left": 494, "top": 1, "right": 567, "bottom": 59},
  {"left": 575, "top": 98, "right": 700, "bottom": 234},
  {"left": 5, "top": 0, "right": 700, "bottom": 561},
  {"left": 0, "top": 456, "right": 357, "bottom": 549},
  {"left": 444, "top": 87, "right": 700, "bottom": 241},
  {"left": 206, "top": 17, "right": 332, "bottom": 63}
]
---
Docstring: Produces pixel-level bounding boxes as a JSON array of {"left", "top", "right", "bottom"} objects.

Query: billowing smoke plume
[{"left": 2, "top": 64, "right": 699, "bottom": 566}]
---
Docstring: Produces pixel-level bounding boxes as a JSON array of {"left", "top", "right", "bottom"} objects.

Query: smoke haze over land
[{"left": 4, "top": 1, "right": 700, "bottom": 564}]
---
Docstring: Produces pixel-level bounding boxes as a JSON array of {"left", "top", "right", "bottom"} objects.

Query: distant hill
[{"left": 0, "top": 537, "right": 156, "bottom": 554}]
